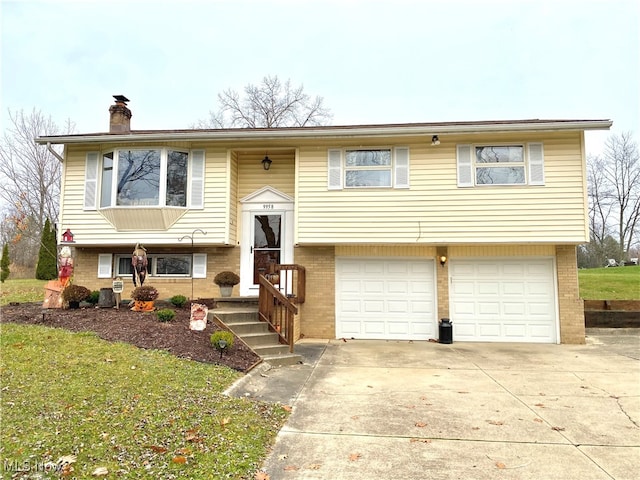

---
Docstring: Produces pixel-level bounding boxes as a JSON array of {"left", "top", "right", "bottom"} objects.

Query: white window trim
[
  {"left": 327, "top": 146, "right": 410, "bottom": 190},
  {"left": 92, "top": 148, "right": 201, "bottom": 208},
  {"left": 457, "top": 142, "right": 544, "bottom": 187},
  {"left": 113, "top": 253, "right": 205, "bottom": 278}
]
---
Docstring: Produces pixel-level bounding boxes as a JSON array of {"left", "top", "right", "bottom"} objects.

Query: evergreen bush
[
  {"left": 1, "top": 243, "right": 10, "bottom": 283},
  {"left": 156, "top": 308, "right": 176, "bottom": 322},
  {"left": 35, "top": 218, "right": 57, "bottom": 280}
]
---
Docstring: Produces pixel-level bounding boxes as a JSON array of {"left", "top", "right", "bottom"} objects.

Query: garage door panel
[
  {"left": 479, "top": 282, "right": 500, "bottom": 295},
  {"left": 451, "top": 280, "right": 474, "bottom": 295},
  {"left": 503, "top": 282, "right": 525, "bottom": 295},
  {"left": 341, "top": 280, "right": 361, "bottom": 293},
  {"left": 530, "top": 324, "right": 554, "bottom": 339},
  {"left": 363, "top": 321, "right": 385, "bottom": 334},
  {"left": 363, "top": 281, "right": 384, "bottom": 294},
  {"left": 504, "top": 323, "right": 527, "bottom": 338},
  {"left": 450, "top": 258, "right": 557, "bottom": 343},
  {"left": 388, "top": 321, "right": 410, "bottom": 335},
  {"left": 336, "top": 258, "right": 436, "bottom": 340},
  {"left": 528, "top": 282, "right": 552, "bottom": 295},
  {"left": 364, "top": 263, "right": 385, "bottom": 274},
  {"left": 503, "top": 302, "right": 526, "bottom": 315},
  {"left": 412, "top": 301, "right": 433, "bottom": 314},
  {"left": 478, "top": 323, "right": 501, "bottom": 337},
  {"left": 502, "top": 263, "right": 525, "bottom": 275},
  {"left": 477, "top": 263, "right": 500, "bottom": 275},
  {"left": 478, "top": 302, "right": 500, "bottom": 315},
  {"left": 363, "top": 300, "right": 384, "bottom": 313},
  {"left": 387, "top": 262, "right": 409, "bottom": 274},
  {"left": 388, "top": 300, "right": 409, "bottom": 313},
  {"left": 387, "top": 281, "right": 408, "bottom": 294},
  {"left": 340, "top": 300, "right": 361, "bottom": 313}
]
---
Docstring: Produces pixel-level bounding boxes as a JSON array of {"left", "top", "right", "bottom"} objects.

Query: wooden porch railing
[{"left": 257, "top": 264, "right": 306, "bottom": 353}]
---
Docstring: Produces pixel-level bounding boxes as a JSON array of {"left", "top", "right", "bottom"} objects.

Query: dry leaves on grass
[{"left": 91, "top": 467, "right": 109, "bottom": 476}]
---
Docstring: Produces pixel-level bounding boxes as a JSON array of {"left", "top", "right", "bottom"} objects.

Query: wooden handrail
[
  {"left": 258, "top": 275, "right": 298, "bottom": 352},
  {"left": 267, "top": 264, "right": 306, "bottom": 304}
]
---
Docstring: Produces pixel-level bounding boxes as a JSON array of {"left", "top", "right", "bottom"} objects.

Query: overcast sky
[{"left": 1, "top": 0, "right": 638, "bottom": 155}]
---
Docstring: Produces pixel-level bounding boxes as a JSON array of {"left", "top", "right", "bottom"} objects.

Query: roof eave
[{"left": 35, "top": 119, "right": 613, "bottom": 145}]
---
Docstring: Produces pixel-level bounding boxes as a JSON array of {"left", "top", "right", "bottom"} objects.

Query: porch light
[
  {"left": 439, "top": 255, "right": 447, "bottom": 267},
  {"left": 431, "top": 135, "right": 440, "bottom": 146},
  {"left": 262, "top": 155, "right": 272, "bottom": 170}
]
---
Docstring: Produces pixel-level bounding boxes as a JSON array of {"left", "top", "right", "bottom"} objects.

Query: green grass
[
  {"left": 0, "top": 324, "right": 288, "bottom": 479},
  {"left": 578, "top": 265, "right": 640, "bottom": 300},
  {"left": 1, "top": 278, "right": 47, "bottom": 306}
]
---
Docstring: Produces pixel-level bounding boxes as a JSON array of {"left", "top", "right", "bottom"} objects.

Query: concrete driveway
[{"left": 228, "top": 330, "right": 640, "bottom": 479}]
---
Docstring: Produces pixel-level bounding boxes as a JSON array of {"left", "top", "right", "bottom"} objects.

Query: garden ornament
[
  {"left": 58, "top": 246, "right": 74, "bottom": 287},
  {"left": 132, "top": 243, "right": 148, "bottom": 286}
]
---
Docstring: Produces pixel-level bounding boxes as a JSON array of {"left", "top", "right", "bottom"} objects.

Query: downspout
[
  {"left": 47, "top": 142, "right": 65, "bottom": 243},
  {"left": 47, "top": 142, "right": 65, "bottom": 163}
]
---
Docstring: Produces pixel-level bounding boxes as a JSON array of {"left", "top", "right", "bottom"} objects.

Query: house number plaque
[{"left": 263, "top": 204, "right": 274, "bottom": 209}]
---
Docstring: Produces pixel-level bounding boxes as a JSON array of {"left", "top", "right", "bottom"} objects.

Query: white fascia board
[{"left": 35, "top": 120, "right": 613, "bottom": 145}]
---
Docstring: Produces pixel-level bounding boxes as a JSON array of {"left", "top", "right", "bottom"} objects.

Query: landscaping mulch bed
[{"left": 0, "top": 302, "right": 260, "bottom": 372}]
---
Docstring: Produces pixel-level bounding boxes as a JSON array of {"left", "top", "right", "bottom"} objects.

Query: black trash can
[{"left": 439, "top": 318, "right": 452, "bottom": 344}]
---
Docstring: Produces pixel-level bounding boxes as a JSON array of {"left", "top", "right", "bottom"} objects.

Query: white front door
[{"left": 240, "top": 187, "right": 294, "bottom": 296}]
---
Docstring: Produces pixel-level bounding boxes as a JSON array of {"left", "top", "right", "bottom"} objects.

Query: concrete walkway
[{"left": 227, "top": 330, "right": 640, "bottom": 479}]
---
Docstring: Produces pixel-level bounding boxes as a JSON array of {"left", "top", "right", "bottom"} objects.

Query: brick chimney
[{"left": 109, "top": 95, "right": 131, "bottom": 133}]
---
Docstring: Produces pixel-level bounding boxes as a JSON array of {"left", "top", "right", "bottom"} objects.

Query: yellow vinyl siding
[
  {"left": 60, "top": 145, "right": 230, "bottom": 245},
  {"left": 236, "top": 151, "right": 295, "bottom": 199},
  {"left": 296, "top": 131, "right": 588, "bottom": 244}
]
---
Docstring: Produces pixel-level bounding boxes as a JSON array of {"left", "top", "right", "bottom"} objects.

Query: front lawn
[
  {"left": 578, "top": 266, "right": 640, "bottom": 300},
  {"left": 0, "top": 324, "right": 288, "bottom": 479}
]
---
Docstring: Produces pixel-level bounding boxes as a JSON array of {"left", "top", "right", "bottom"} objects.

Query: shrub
[
  {"left": 170, "top": 294, "right": 188, "bottom": 308},
  {"left": 210, "top": 330, "right": 235, "bottom": 356},
  {"left": 87, "top": 290, "right": 100, "bottom": 305},
  {"left": 1, "top": 243, "right": 9, "bottom": 283},
  {"left": 156, "top": 308, "right": 176, "bottom": 322},
  {"left": 35, "top": 219, "right": 57, "bottom": 280},
  {"left": 214, "top": 271, "right": 240, "bottom": 286},
  {"left": 61, "top": 284, "right": 91, "bottom": 303},
  {"left": 131, "top": 285, "right": 159, "bottom": 301}
]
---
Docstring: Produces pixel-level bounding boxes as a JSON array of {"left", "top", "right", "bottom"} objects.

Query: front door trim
[{"left": 240, "top": 186, "right": 294, "bottom": 296}]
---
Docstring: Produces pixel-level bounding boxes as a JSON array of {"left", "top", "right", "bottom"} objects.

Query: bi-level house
[{"left": 36, "top": 97, "right": 611, "bottom": 344}]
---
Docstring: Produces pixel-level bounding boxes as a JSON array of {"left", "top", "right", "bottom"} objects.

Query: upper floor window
[
  {"left": 85, "top": 149, "right": 205, "bottom": 210},
  {"left": 457, "top": 143, "right": 544, "bottom": 187},
  {"left": 328, "top": 147, "right": 409, "bottom": 189}
]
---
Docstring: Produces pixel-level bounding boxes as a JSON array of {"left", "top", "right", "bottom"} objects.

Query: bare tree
[
  {"left": 587, "top": 132, "right": 640, "bottom": 263},
  {"left": 0, "top": 109, "right": 75, "bottom": 269},
  {"left": 197, "top": 75, "right": 332, "bottom": 128}
]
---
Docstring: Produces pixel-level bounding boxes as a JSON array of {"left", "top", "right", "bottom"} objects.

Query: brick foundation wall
[
  {"left": 295, "top": 246, "right": 336, "bottom": 338},
  {"left": 556, "top": 245, "right": 585, "bottom": 344},
  {"left": 67, "top": 247, "right": 240, "bottom": 301}
]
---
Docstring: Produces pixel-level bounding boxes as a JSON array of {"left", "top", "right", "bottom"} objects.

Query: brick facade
[
  {"left": 556, "top": 245, "right": 586, "bottom": 344},
  {"left": 295, "top": 246, "right": 336, "bottom": 339}
]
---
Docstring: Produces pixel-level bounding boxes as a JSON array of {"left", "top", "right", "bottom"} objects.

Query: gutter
[{"left": 35, "top": 120, "right": 613, "bottom": 145}]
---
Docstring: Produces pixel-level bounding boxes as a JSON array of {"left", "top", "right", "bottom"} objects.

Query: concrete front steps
[{"left": 209, "top": 298, "right": 302, "bottom": 367}]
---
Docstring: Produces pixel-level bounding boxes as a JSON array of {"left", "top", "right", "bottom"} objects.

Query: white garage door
[
  {"left": 450, "top": 258, "right": 557, "bottom": 343},
  {"left": 336, "top": 258, "right": 437, "bottom": 340}
]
